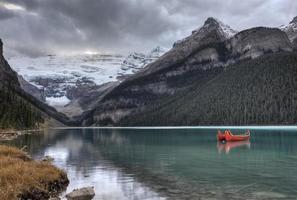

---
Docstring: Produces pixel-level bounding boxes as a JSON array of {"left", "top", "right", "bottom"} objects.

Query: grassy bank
[{"left": 0, "top": 145, "right": 69, "bottom": 199}]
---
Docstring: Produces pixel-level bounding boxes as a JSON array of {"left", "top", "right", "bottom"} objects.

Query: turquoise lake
[{"left": 4, "top": 127, "right": 297, "bottom": 199}]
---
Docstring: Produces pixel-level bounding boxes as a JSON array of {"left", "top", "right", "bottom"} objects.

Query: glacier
[{"left": 7, "top": 47, "right": 167, "bottom": 107}]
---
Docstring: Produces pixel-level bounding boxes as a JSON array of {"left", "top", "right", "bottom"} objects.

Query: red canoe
[
  {"left": 217, "top": 130, "right": 226, "bottom": 141},
  {"left": 217, "top": 130, "right": 250, "bottom": 142}
]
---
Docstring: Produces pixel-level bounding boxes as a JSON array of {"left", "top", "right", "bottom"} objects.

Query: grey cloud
[
  {"left": 0, "top": 0, "right": 296, "bottom": 57},
  {"left": 0, "top": 7, "right": 16, "bottom": 20}
]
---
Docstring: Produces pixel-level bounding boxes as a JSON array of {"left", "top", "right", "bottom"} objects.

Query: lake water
[{"left": 4, "top": 127, "right": 297, "bottom": 199}]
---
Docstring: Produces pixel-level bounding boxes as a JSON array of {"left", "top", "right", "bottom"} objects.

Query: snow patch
[{"left": 46, "top": 96, "right": 71, "bottom": 107}]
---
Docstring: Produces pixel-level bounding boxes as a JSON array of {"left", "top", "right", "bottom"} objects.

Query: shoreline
[
  {"left": 51, "top": 125, "right": 297, "bottom": 130},
  {"left": 0, "top": 128, "right": 45, "bottom": 141}
]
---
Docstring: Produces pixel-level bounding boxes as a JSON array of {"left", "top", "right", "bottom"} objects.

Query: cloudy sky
[{"left": 0, "top": 0, "right": 296, "bottom": 57}]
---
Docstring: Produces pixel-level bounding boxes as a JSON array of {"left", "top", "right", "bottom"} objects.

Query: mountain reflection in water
[{"left": 3, "top": 128, "right": 297, "bottom": 199}]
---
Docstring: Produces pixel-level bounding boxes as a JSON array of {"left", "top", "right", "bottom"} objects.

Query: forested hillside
[
  {"left": 0, "top": 84, "right": 44, "bottom": 129},
  {"left": 0, "top": 39, "right": 74, "bottom": 130},
  {"left": 120, "top": 52, "right": 297, "bottom": 126},
  {"left": 0, "top": 39, "right": 45, "bottom": 130}
]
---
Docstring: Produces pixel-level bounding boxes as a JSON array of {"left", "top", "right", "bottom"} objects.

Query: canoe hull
[
  {"left": 225, "top": 133, "right": 250, "bottom": 141},
  {"left": 217, "top": 130, "right": 250, "bottom": 142}
]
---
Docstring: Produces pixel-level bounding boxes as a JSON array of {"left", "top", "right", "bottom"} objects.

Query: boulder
[
  {"left": 41, "top": 155, "right": 54, "bottom": 162},
  {"left": 65, "top": 187, "right": 95, "bottom": 200}
]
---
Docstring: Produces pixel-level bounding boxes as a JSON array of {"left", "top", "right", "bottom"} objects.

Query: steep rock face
[
  {"left": 138, "top": 17, "right": 234, "bottom": 78},
  {"left": 227, "top": 27, "right": 292, "bottom": 60},
  {"left": 281, "top": 16, "right": 297, "bottom": 42},
  {"left": 17, "top": 75, "right": 46, "bottom": 102},
  {"left": 0, "top": 40, "right": 19, "bottom": 88},
  {"left": 0, "top": 39, "right": 47, "bottom": 128},
  {"left": 88, "top": 20, "right": 293, "bottom": 125}
]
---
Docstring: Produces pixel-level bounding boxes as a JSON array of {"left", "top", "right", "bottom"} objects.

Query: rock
[
  {"left": 227, "top": 27, "right": 292, "bottom": 60},
  {"left": 281, "top": 16, "right": 297, "bottom": 42},
  {"left": 66, "top": 187, "right": 95, "bottom": 200},
  {"left": 42, "top": 155, "right": 54, "bottom": 162},
  {"left": 18, "top": 75, "right": 46, "bottom": 102}
]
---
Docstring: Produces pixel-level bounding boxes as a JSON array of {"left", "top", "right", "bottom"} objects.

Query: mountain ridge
[
  {"left": 85, "top": 17, "right": 294, "bottom": 126},
  {"left": 3, "top": 15, "right": 297, "bottom": 127}
]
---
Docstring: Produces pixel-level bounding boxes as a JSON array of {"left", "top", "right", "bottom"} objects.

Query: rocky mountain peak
[
  {"left": 173, "top": 17, "right": 237, "bottom": 49},
  {"left": 191, "top": 17, "right": 237, "bottom": 40},
  {"left": 204, "top": 17, "right": 219, "bottom": 26},
  {"left": 280, "top": 16, "right": 297, "bottom": 42},
  {"left": 290, "top": 16, "right": 297, "bottom": 24}
]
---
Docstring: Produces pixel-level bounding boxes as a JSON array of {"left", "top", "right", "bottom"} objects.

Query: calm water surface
[{"left": 4, "top": 128, "right": 297, "bottom": 199}]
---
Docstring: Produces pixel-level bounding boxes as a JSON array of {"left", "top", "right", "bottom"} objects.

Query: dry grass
[
  {"left": 0, "top": 145, "right": 31, "bottom": 161},
  {"left": 0, "top": 145, "right": 68, "bottom": 200}
]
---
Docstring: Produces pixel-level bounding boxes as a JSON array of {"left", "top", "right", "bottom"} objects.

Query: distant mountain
[
  {"left": 121, "top": 46, "right": 167, "bottom": 73},
  {"left": 83, "top": 17, "right": 294, "bottom": 126},
  {"left": 7, "top": 47, "right": 166, "bottom": 117},
  {"left": 0, "top": 39, "right": 74, "bottom": 129}
]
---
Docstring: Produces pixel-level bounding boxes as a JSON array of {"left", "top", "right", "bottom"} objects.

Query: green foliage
[
  {"left": 0, "top": 84, "right": 44, "bottom": 129},
  {"left": 120, "top": 52, "right": 297, "bottom": 126}
]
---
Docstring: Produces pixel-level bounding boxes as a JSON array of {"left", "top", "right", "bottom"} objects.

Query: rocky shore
[{"left": 0, "top": 128, "right": 44, "bottom": 141}]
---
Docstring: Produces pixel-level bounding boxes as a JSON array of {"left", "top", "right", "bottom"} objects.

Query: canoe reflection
[{"left": 217, "top": 140, "right": 251, "bottom": 154}]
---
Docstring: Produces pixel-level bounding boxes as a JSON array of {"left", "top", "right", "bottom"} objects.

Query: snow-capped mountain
[
  {"left": 121, "top": 47, "right": 167, "bottom": 73},
  {"left": 281, "top": 16, "right": 297, "bottom": 42},
  {"left": 88, "top": 16, "right": 294, "bottom": 125},
  {"left": 7, "top": 47, "right": 166, "bottom": 107},
  {"left": 192, "top": 17, "right": 237, "bottom": 38},
  {"left": 174, "top": 17, "right": 237, "bottom": 47}
]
